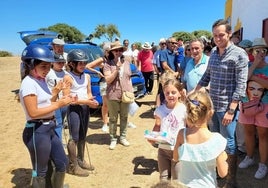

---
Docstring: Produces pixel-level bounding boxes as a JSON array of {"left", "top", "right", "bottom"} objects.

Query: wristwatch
[{"left": 227, "top": 108, "right": 235, "bottom": 115}]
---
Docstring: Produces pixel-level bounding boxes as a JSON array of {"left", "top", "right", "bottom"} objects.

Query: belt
[{"left": 27, "top": 116, "right": 55, "bottom": 124}]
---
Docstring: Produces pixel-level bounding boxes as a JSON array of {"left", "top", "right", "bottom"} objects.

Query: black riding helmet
[{"left": 67, "top": 49, "right": 89, "bottom": 63}]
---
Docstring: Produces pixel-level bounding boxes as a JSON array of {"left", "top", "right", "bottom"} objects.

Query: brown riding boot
[
  {"left": 224, "top": 154, "right": 237, "bottom": 188},
  {"left": 32, "top": 176, "right": 46, "bottom": 188},
  {"left": 77, "top": 140, "right": 95, "bottom": 171},
  {"left": 67, "top": 140, "right": 89, "bottom": 177}
]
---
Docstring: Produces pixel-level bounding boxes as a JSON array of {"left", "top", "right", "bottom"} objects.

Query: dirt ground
[{"left": 0, "top": 57, "right": 268, "bottom": 188}]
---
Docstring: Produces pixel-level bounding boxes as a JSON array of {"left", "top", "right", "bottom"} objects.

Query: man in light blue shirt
[{"left": 182, "top": 39, "right": 209, "bottom": 93}]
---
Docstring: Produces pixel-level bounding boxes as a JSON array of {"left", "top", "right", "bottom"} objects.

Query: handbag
[
  {"left": 122, "top": 91, "right": 135, "bottom": 103},
  {"left": 118, "top": 62, "right": 135, "bottom": 103},
  {"left": 240, "top": 99, "right": 264, "bottom": 116}
]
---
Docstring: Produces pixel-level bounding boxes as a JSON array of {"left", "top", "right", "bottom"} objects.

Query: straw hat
[
  {"left": 142, "top": 42, "right": 152, "bottom": 50},
  {"left": 109, "top": 41, "right": 126, "bottom": 51},
  {"left": 251, "top": 38, "right": 268, "bottom": 48}
]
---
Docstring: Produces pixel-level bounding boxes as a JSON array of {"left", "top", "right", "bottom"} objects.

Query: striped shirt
[{"left": 198, "top": 44, "right": 249, "bottom": 112}]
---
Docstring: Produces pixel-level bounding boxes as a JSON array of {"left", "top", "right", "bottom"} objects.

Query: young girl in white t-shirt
[{"left": 148, "top": 78, "right": 186, "bottom": 180}]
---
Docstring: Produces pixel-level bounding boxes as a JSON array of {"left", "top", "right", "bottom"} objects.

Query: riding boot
[
  {"left": 45, "top": 160, "right": 54, "bottom": 188},
  {"left": 67, "top": 139, "right": 89, "bottom": 177},
  {"left": 51, "top": 171, "right": 65, "bottom": 188},
  {"left": 77, "top": 140, "right": 95, "bottom": 171},
  {"left": 32, "top": 176, "right": 46, "bottom": 188},
  {"left": 224, "top": 154, "right": 237, "bottom": 188}
]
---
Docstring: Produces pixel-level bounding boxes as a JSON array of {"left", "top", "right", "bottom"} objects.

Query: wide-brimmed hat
[
  {"left": 238, "top": 39, "right": 252, "bottom": 48},
  {"left": 52, "top": 38, "right": 65, "bottom": 45},
  {"left": 109, "top": 41, "right": 126, "bottom": 51},
  {"left": 142, "top": 42, "right": 152, "bottom": 50},
  {"left": 251, "top": 38, "right": 268, "bottom": 48}
]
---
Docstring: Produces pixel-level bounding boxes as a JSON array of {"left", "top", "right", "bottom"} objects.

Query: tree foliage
[
  {"left": 91, "top": 24, "right": 120, "bottom": 42},
  {"left": 0, "top": 51, "right": 13, "bottom": 57},
  {"left": 40, "top": 23, "right": 85, "bottom": 43},
  {"left": 172, "top": 30, "right": 212, "bottom": 43},
  {"left": 172, "top": 31, "right": 194, "bottom": 43},
  {"left": 192, "top": 30, "right": 212, "bottom": 40}
]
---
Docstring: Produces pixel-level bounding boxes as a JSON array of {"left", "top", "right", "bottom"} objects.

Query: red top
[{"left": 138, "top": 50, "right": 154, "bottom": 72}]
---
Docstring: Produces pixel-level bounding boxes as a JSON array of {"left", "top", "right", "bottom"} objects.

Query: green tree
[
  {"left": 192, "top": 30, "right": 212, "bottom": 40},
  {"left": 172, "top": 31, "right": 194, "bottom": 43},
  {"left": 91, "top": 24, "right": 120, "bottom": 42},
  {"left": 40, "top": 23, "right": 85, "bottom": 43},
  {"left": 0, "top": 51, "right": 13, "bottom": 57}
]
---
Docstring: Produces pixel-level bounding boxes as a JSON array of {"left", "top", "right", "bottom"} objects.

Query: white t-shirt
[
  {"left": 154, "top": 103, "right": 186, "bottom": 150},
  {"left": 20, "top": 76, "right": 54, "bottom": 121}
]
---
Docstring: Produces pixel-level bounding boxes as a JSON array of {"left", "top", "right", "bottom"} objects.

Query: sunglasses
[
  {"left": 255, "top": 49, "right": 267, "bottom": 54},
  {"left": 113, "top": 49, "right": 123, "bottom": 52},
  {"left": 169, "top": 42, "right": 178, "bottom": 45},
  {"left": 186, "top": 49, "right": 191, "bottom": 51},
  {"left": 161, "top": 43, "right": 166, "bottom": 45}
]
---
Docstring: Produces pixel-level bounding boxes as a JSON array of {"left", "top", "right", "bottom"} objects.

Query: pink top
[{"left": 104, "top": 60, "right": 133, "bottom": 101}]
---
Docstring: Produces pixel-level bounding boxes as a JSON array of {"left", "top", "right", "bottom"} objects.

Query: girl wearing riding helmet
[
  {"left": 19, "top": 44, "right": 74, "bottom": 188},
  {"left": 63, "top": 49, "right": 99, "bottom": 177}
]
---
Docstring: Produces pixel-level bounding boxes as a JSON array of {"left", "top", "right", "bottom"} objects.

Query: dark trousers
[
  {"left": 142, "top": 71, "right": 154, "bottom": 93},
  {"left": 23, "top": 121, "right": 68, "bottom": 177},
  {"left": 67, "top": 104, "right": 90, "bottom": 141}
]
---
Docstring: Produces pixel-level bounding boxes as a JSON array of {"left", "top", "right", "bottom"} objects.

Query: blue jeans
[
  {"left": 211, "top": 111, "right": 239, "bottom": 155},
  {"left": 54, "top": 106, "right": 67, "bottom": 141}
]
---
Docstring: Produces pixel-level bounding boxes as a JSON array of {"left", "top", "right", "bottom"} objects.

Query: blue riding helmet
[
  {"left": 67, "top": 49, "right": 89, "bottom": 62},
  {"left": 21, "top": 44, "right": 55, "bottom": 62}
]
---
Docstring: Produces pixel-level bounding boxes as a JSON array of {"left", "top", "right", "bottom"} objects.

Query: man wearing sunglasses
[{"left": 159, "top": 37, "right": 180, "bottom": 79}]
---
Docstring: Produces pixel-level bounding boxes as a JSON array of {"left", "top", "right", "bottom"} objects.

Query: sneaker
[
  {"left": 128, "top": 122, "right": 136, "bottom": 129},
  {"left": 120, "top": 139, "right": 130, "bottom": 146},
  {"left": 101, "top": 124, "right": 108, "bottom": 133},
  {"left": 255, "top": 163, "right": 268, "bottom": 179},
  {"left": 238, "top": 156, "right": 255, "bottom": 169},
  {"left": 109, "top": 140, "right": 117, "bottom": 150}
]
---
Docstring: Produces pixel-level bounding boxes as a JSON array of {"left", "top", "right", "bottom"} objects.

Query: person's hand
[
  {"left": 58, "top": 95, "right": 73, "bottom": 107},
  {"left": 87, "top": 97, "right": 99, "bottom": 108},
  {"left": 222, "top": 112, "right": 234, "bottom": 126},
  {"left": 97, "top": 71, "right": 104, "bottom": 78}
]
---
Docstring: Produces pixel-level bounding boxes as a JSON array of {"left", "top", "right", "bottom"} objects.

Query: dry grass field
[{"left": 0, "top": 57, "right": 267, "bottom": 188}]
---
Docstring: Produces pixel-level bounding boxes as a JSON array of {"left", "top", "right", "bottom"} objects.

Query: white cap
[
  {"left": 52, "top": 38, "right": 65, "bottom": 45},
  {"left": 159, "top": 38, "right": 166, "bottom": 43}
]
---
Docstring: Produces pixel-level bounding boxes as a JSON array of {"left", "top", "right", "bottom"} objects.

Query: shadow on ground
[
  {"left": 11, "top": 168, "right": 32, "bottom": 188},
  {"left": 132, "top": 156, "right": 158, "bottom": 175},
  {"left": 86, "top": 133, "right": 110, "bottom": 145}
]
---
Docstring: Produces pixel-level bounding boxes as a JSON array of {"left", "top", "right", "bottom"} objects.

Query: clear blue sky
[{"left": 0, "top": 0, "right": 226, "bottom": 55}]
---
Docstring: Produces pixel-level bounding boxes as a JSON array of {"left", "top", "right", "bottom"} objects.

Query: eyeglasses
[
  {"left": 160, "top": 43, "right": 166, "bottom": 45},
  {"left": 113, "top": 49, "right": 123, "bottom": 53},
  {"left": 255, "top": 49, "right": 267, "bottom": 54}
]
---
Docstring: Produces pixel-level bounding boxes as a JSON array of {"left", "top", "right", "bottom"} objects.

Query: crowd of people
[{"left": 18, "top": 18, "right": 268, "bottom": 188}]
